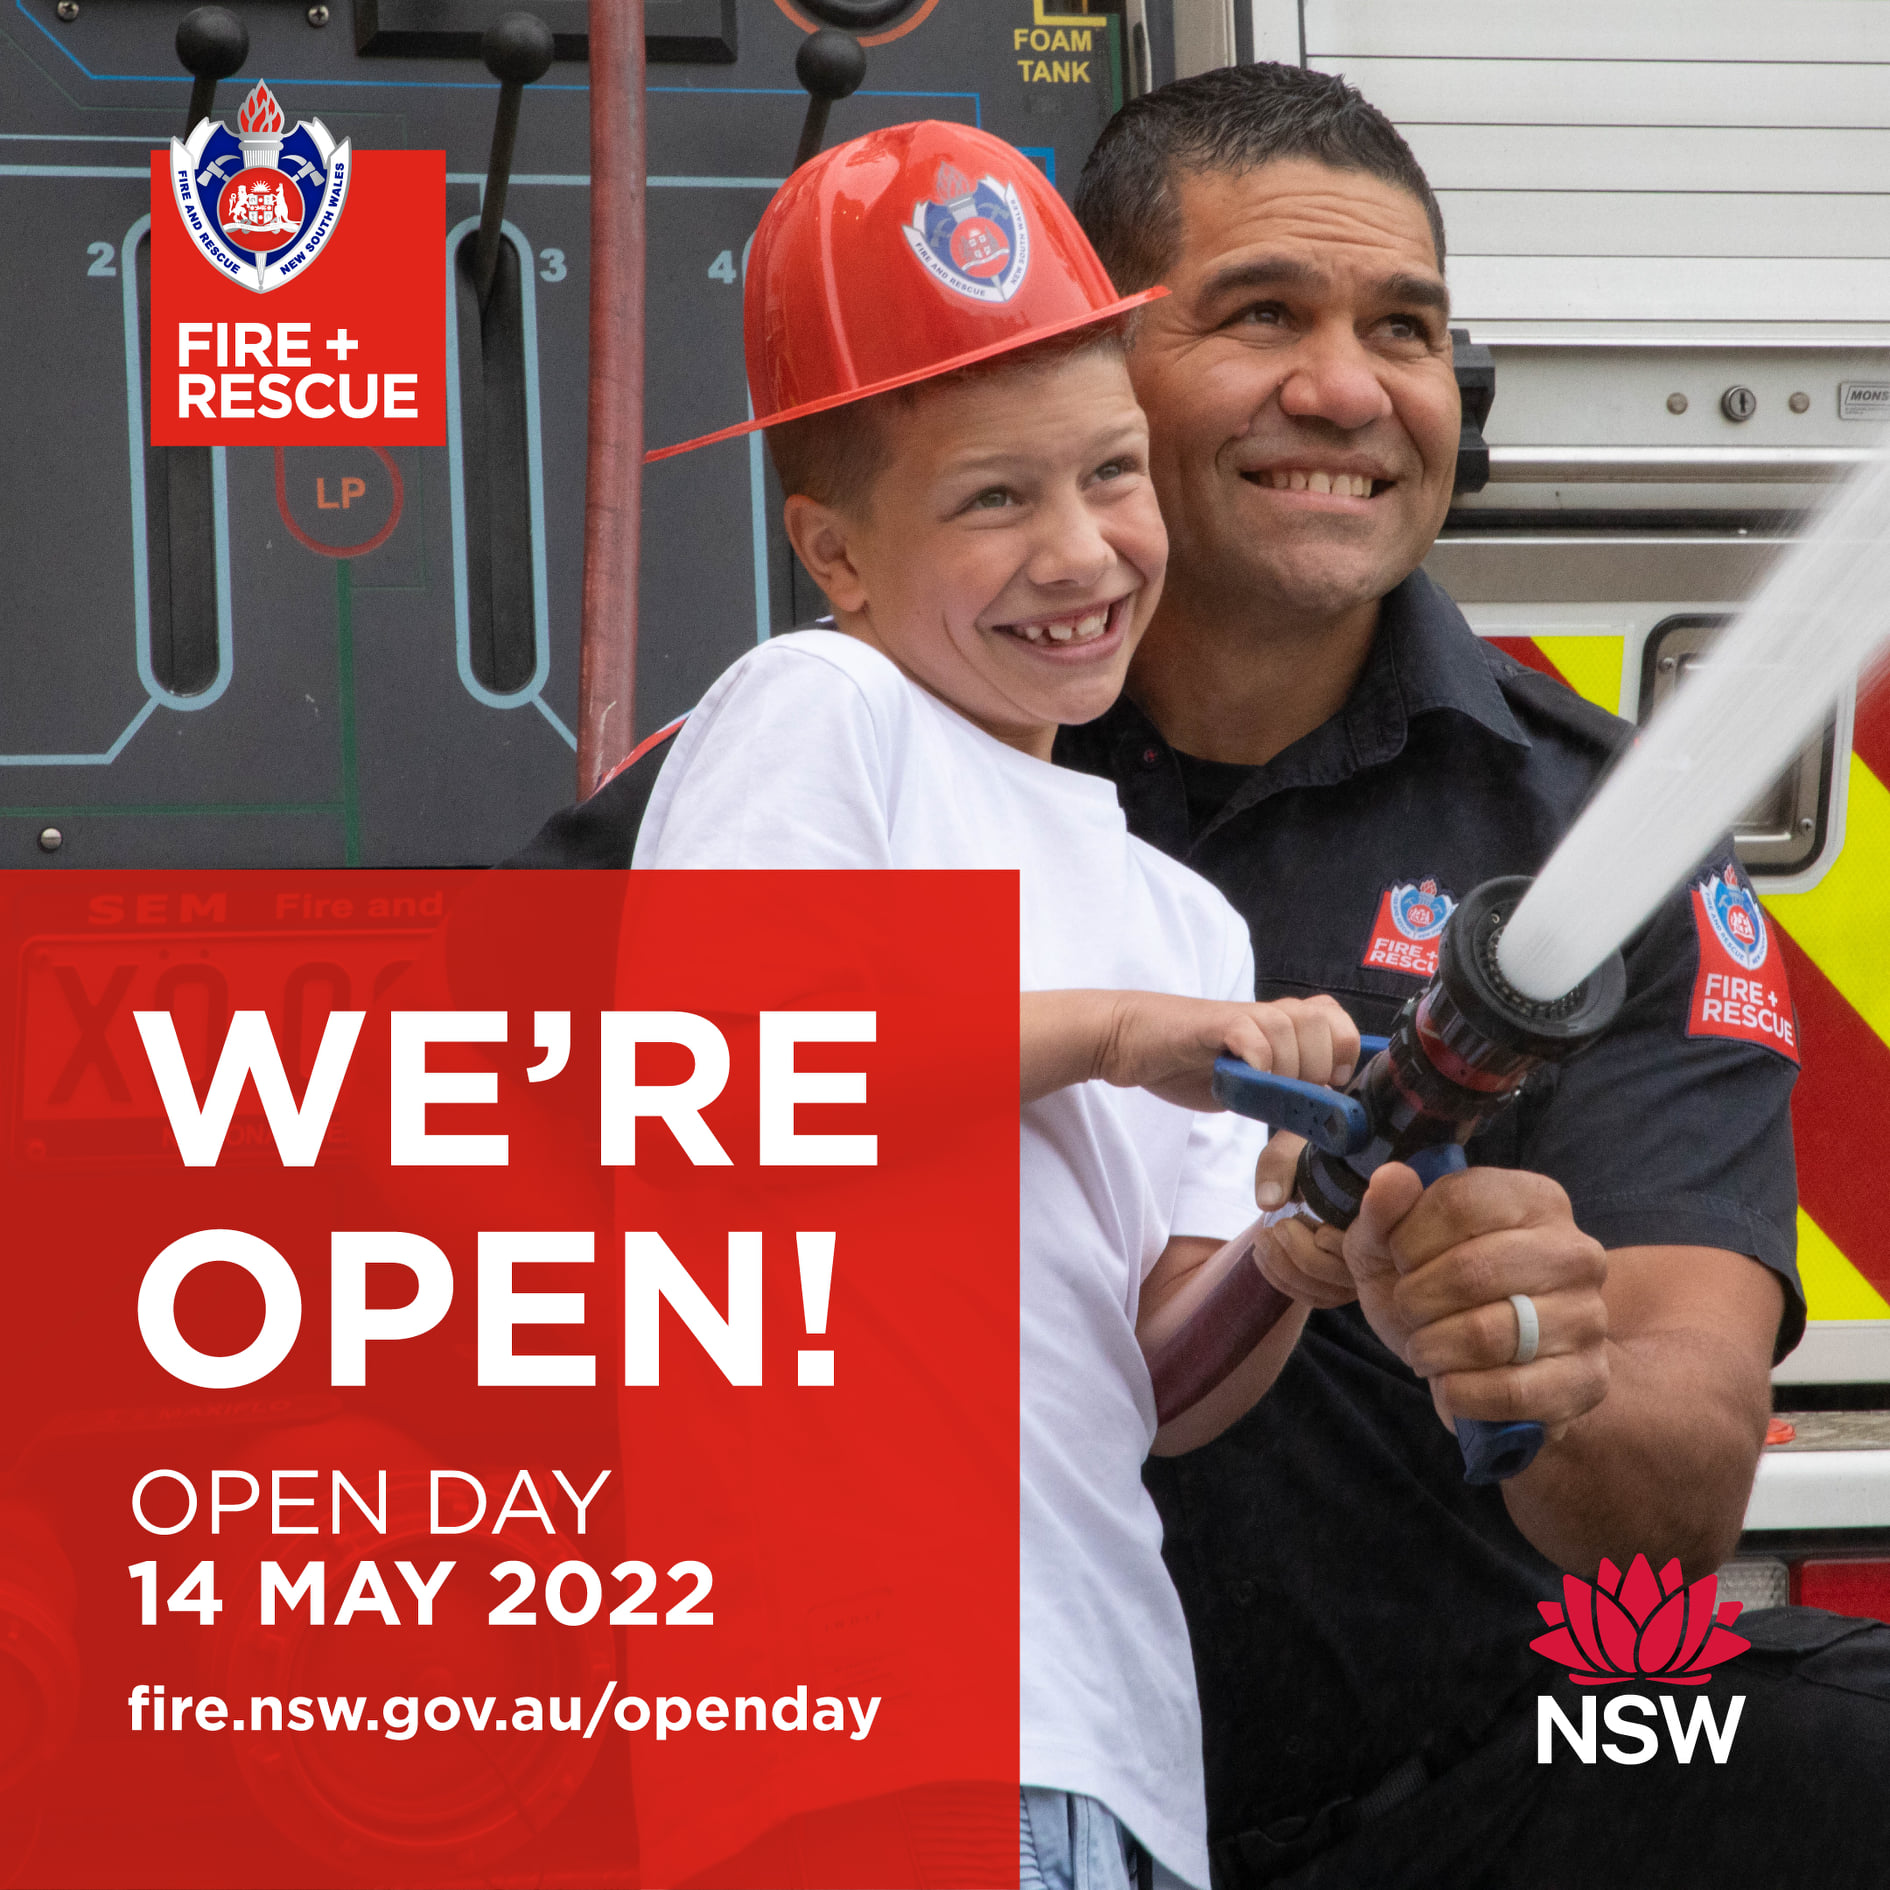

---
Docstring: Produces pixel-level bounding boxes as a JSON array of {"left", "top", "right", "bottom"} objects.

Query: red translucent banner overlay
[{"left": 0, "top": 871, "right": 1021, "bottom": 1888}]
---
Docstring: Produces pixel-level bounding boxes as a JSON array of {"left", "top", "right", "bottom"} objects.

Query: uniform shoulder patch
[
  {"left": 1490, "top": 655, "right": 1634, "bottom": 760},
  {"left": 1360, "top": 877, "right": 1456, "bottom": 978},
  {"left": 1687, "top": 862, "right": 1799, "bottom": 1063}
]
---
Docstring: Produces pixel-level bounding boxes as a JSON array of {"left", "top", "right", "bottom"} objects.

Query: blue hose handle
[
  {"left": 1206, "top": 1036, "right": 1390, "bottom": 1152},
  {"left": 1408, "top": 1144, "right": 1547, "bottom": 1485},
  {"left": 1211, "top": 1057, "right": 1371, "bottom": 1153}
]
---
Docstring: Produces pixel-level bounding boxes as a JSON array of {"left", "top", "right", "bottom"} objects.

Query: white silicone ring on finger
[{"left": 1509, "top": 1292, "right": 1541, "bottom": 1367}]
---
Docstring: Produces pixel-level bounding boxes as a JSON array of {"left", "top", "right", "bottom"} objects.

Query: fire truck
[
  {"left": 1, "top": 0, "right": 1886, "bottom": 1872},
  {"left": 1255, "top": 0, "right": 1890, "bottom": 1620}
]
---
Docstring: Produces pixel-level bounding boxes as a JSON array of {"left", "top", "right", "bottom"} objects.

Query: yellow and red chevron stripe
[{"left": 1487, "top": 636, "right": 1890, "bottom": 1315}]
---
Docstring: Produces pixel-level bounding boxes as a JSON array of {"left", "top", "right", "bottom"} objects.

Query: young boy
[{"left": 636, "top": 122, "right": 1356, "bottom": 1890}]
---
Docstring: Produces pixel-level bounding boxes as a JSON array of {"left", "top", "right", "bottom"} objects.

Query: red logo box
[{"left": 150, "top": 150, "right": 446, "bottom": 446}]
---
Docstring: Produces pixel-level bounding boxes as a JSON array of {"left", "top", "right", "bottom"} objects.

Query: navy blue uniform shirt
[{"left": 1053, "top": 569, "right": 1802, "bottom": 1863}]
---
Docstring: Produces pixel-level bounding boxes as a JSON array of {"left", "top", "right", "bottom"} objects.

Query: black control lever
[
  {"left": 473, "top": 12, "right": 555, "bottom": 307},
  {"left": 145, "top": 7, "right": 248, "bottom": 700},
  {"left": 453, "top": 13, "right": 553, "bottom": 695},
  {"left": 762, "top": 21, "right": 867, "bottom": 636},
  {"left": 177, "top": 5, "right": 248, "bottom": 134},
  {"left": 793, "top": 28, "right": 867, "bottom": 172}
]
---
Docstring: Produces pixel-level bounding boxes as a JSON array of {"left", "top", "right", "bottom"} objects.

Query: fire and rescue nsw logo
[
  {"left": 1700, "top": 866, "right": 1769, "bottom": 972},
  {"left": 1360, "top": 877, "right": 1456, "bottom": 978},
  {"left": 1686, "top": 863, "right": 1798, "bottom": 1063},
  {"left": 171, "top": 81, "right": 349, "bottom": 294},
  {"left": 904, "top": 162, "right": 1030, "bottom": 305}
]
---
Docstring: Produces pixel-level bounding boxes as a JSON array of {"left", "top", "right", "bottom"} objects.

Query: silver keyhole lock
[{"left": 1721, "top": 386, "right": 1758, "bottom": 423}]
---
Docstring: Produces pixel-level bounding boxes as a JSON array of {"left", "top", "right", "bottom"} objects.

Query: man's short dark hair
[{"left": 1074, "top": 62, "right": 1446, "bottom": 292}]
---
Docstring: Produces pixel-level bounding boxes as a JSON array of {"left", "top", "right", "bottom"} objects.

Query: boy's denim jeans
[{"left": 1019, "top": 1788, "right": 1191, "bottom": 1890}]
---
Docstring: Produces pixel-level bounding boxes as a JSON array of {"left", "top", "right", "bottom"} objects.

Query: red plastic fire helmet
[{"left": 647, "top": 120, "right": 1165, "bottom": 462}]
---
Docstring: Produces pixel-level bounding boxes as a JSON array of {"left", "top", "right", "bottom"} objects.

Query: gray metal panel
[
  {"left": 1445, "top": 256, "right": 1890, "bottom": 325},
  {"left": 1403, "top": 125, "right": 1890, "bottom": 198},
  {"left": 1174, "top": 0, "right": 1236, "bottom": 77},
  {"left": 1305, "top": 2, "right": 1890, "bottom": 63},
  {"left": 1450, "top": 342, "right": 1890, "bottom": 516},
  {"left": 1745, "top": 1450, "right": 1890, "bottom": 1532},
  {"left": 1326, "top": 55, "right": 1890, "bottom": 128},
  {"left": 1246, "top": 0, "right": 1303, "bottom": 66},
  {"left": 1775, "top": 1322, "right": 1890, "bottom": 1384},
  {"left": 1487, "top": 448, "right": 1871, "bottom": 481},
  {"left": 1299, "top": 10, "right": 1890, "bottom": 327},
  {"left": 1436, "top": 192, "right": 1890, "bottom": 261},
  {"left": 1425, "top": 537, "right": 1788, "bottom": 606}
]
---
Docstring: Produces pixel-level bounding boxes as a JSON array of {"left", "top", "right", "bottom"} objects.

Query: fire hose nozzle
[
  {"left": 1296, "top": 876, "right": 1627, "bottom": 1230},
  {"left": 1149, "top": 878, "right": 1626, "bottom": 1484}
]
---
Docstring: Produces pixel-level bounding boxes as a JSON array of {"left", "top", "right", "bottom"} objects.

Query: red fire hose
[{"left": 577, "top": 0, "right": 647, "bottom": 798}]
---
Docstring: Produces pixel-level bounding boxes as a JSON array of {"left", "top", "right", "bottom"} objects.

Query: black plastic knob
[
  {"left": 796, "top": 27, "right": 867, "bottom": 103},
  {"left": 175, "top": 6, "right": 248, "bottom": 80},
  {"left": 483, "top": 11, "right": 556, "bottom": 87}
]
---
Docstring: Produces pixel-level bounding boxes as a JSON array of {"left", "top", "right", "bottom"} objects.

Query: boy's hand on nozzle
[
  {"left": 1253, "top": 1129, "right": 1303, "bottom": 1213},
  {"left": 1099, "top": 992, "right": 1359, "bottom": 1113},
  {"left": 1248, "top": 1143, "right": 1358, "bottom": 1309}
]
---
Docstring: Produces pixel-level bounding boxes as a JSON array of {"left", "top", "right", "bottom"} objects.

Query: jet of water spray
[{"left": 1497, "top": 447, "right": 1890, "bottom": 1002}]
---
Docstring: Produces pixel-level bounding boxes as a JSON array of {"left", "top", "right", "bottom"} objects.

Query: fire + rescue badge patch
[
  {"left": 1688, "top": 863, "right": 1798, "bottom": 1062},
  {"left": 1361, "top": 877, "right": 1456, "bottom": 978}
]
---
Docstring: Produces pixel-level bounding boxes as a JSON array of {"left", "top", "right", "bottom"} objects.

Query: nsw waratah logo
[
  {"left": 1532, "top": 1553, "right": 1750, "bottom": 1686},
  {"left": 170, "top": 80, "right": 350, "bottom": 294},
  {"left": 1533, "top": 1556, "right": 1751, "bottom": 1766}
]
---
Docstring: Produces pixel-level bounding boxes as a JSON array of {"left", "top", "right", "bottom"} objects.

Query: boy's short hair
[
  {"left": 1074, "top": 62, "right": 1446, "bottom": 294},
  {"left": 765, "top": 320, "right": 1128, "bottom": 515}
]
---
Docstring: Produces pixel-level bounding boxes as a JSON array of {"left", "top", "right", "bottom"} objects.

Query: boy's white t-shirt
[{"left": 634, "top": 630, "right": 1263, "bottom": 1887}]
